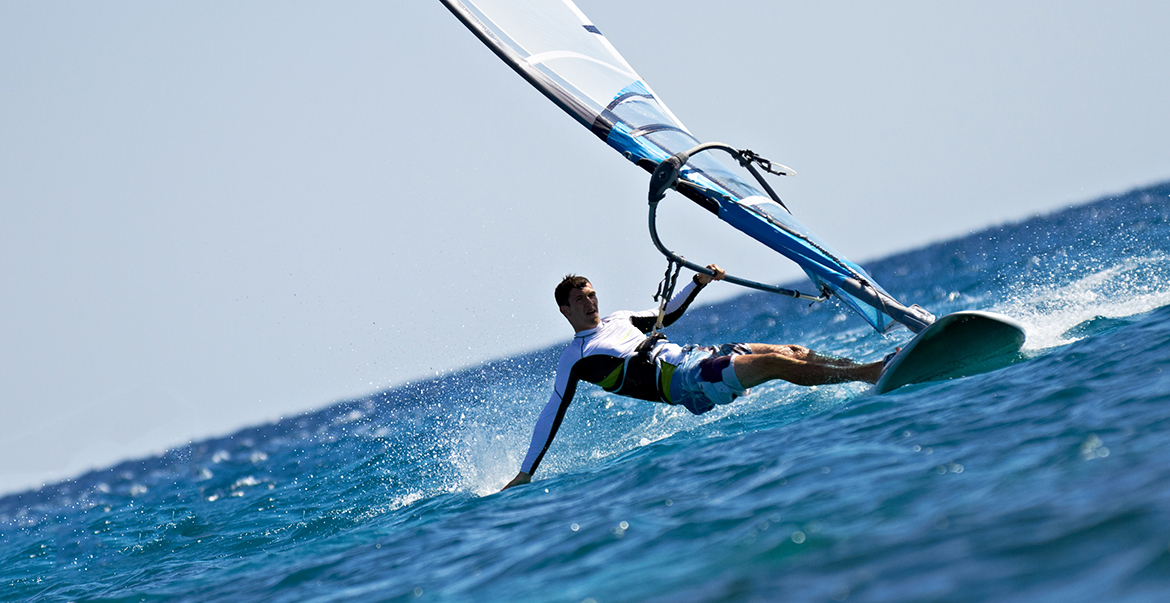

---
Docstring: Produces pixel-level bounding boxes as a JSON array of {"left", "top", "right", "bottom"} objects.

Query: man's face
[{"left": 560, "top": 284, "right": 600, "bottom": 332}]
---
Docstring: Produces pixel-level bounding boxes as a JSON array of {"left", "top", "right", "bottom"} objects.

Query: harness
[{"left": 607, "top": 332, "right": 669, "bottom": 402}]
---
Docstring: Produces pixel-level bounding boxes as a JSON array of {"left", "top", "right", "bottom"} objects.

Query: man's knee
[
  {"left": 750, "top": 343, "right": 809, "bottom": 359},
  {"left": 752, "top": 348, "right": 804, "bottom": 366},
  {"left": 780, "top": 344, "right": 811, "bottom": 359}
]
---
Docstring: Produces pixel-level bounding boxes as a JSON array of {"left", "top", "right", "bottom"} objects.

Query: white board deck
[{"left": 876, "top": 311, "right": 1027, "bottom": 394}]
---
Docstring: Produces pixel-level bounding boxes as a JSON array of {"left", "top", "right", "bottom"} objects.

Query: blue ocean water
[{"left": 3, "top": 183, "right": 1170, "bottom": 603}]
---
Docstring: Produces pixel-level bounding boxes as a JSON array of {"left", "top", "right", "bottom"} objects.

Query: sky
[{"left": 2, "top": 0, "right": 1168, "bottom": 495}]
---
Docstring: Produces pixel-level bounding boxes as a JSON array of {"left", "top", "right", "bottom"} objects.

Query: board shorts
[{"left": 668, "top": 343, "right": 752, "bottom": 415}]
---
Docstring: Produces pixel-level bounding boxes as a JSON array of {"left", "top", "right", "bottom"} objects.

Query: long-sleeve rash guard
[{"left": 520, "top": 280, "right": 706, "bottom": 475}]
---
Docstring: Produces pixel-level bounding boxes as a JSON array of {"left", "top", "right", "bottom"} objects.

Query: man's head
[{"left": 555, "top": 274, "right": 599, "bottom": 332}]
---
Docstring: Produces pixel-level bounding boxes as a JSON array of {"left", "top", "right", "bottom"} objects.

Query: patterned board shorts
[{"left": 669, "top": 343, "right": 753, "bottom": 415}]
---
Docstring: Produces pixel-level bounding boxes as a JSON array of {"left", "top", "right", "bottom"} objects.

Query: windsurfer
[{"left": 501, "top": 266, "right": 885, "bottom": 490}]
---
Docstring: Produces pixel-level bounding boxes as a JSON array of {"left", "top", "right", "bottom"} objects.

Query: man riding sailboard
[
  {"left": 434, "top": 0, "right": 1025, "bottom": 490},
  {"left": 501, "top": 266, "right": 887, "bottom": 490}
]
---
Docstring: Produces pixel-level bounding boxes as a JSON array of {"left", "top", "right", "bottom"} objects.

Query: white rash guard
[{"left": 520, "top": 280, "right": 706, "bottom": 475}]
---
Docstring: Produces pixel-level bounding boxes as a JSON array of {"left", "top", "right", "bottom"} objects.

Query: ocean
[{"left": 3, "top": 183, "right": 1170, "bottom": 602}]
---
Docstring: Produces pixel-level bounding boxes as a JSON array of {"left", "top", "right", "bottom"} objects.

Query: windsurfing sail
[{"left": 440, "top": 0, "right": 935, "bottom": 333}]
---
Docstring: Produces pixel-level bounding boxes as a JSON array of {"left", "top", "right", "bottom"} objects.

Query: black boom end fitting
[{"left": 648, "top": 152, "right": 689, "bottom": 203}]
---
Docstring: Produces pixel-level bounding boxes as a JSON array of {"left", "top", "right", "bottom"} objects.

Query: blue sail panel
[{"left": 718, "top": 200, "right": 896, "bottom": 332}]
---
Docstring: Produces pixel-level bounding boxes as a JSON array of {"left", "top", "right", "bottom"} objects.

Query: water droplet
[{"left": 1080, "top": 434, "right": 1110, "bottom": 460}]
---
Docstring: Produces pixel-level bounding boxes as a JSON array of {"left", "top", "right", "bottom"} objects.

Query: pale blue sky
[{"left": 2, "top": 0, "right": 1168, "bottom": 494}]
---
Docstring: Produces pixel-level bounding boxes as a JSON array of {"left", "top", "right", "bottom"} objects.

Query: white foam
[
  {"left": 448, "top": 408, "right": 526, "bottom": 497},
  {"left": 995, "top": 254, "right": 1170, "bottom": 350}
]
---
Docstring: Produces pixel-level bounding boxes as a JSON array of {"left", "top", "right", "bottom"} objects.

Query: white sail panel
[{"left": 457, "top": 0, "right": 645, "bottom": 120}]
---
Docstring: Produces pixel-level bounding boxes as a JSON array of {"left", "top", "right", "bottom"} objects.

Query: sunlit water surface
[{"left": 3, "top": 183, "right": 1170, "bottom": 602}]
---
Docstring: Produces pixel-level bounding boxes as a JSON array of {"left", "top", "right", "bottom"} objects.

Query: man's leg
[
  {"left": 733, "top": 344, "right": 883, "bottom": 388},
  {"left": 745, "top": 344, "right": 870, "bottom": 368}
]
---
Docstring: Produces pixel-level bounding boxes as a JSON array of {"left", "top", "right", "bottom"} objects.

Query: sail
[{"left": 441, "top": 0, "right": 923, "bottom": 333}]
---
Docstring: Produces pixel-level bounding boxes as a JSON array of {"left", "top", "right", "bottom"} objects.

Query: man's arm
[
  {"left": 500, "top": 350, "right": 581, "bottom": 492},
  {"left": 631, "top": 264, "right": 726, "bottom": 332}
]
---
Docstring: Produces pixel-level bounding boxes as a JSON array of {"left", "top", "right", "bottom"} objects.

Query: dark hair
[{"left": 555, "top": 274, "right": 591, "bottom": 307}]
